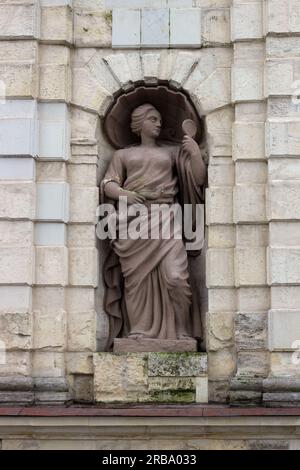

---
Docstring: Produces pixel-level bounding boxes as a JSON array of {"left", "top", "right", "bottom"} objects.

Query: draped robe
[{"left": 100, "top": 144, "right": 204, "bottom": 351}]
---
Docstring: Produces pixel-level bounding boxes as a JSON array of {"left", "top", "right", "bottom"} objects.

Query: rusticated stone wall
[{"left": 0, "top": 0, "right": 300, "bottom": 407}]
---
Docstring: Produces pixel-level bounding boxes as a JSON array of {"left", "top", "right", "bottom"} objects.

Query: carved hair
[{"left": 130, "top": 103, "right": 160, "bottom": 136}]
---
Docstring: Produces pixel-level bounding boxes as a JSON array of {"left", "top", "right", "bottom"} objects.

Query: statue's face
[{"left": 141, "top": 109, "right": 162, "bottom": 138}]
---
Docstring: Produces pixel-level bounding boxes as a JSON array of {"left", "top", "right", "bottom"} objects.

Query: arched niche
[{"left": 95, "top": 82, "right": 208, "bottom": 352}]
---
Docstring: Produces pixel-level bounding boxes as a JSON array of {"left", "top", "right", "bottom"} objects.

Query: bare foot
[
  {"left": 178, "top": 333, "right": 192, "bottom": 340},
  {"left": 128, "top": 333, "right": 145, "bottom": 340}
]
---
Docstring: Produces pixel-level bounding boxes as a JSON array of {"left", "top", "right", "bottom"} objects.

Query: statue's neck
[{"left": 140, "top": 135, "right": 157, "bottom": 148}]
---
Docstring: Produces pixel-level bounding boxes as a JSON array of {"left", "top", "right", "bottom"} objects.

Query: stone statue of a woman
[{"left": 101, "top": 103, "right": 206, "bottom": 351}]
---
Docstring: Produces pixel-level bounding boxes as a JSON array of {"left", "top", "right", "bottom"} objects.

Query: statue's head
[{"left": 130, "top": 104, "right": 162, "bottom": 139}]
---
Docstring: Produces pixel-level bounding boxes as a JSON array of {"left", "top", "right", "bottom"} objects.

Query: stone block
[
  {"left": 74, "top": 7, "right": 112, "bottom": 47},
  {"left": 41, "top": 4, "right": 73, "bottom": 44},
  {"left": 235, "top": 102, "right": 266, "bottom": 122},
  {"left": 208, "top": 225, "right": 235, "bottom": 248},
  {"left": 67, "top": 310, "right": 96, "bottom": 351},
  {"left": 36, "top": 161, "right": 67, "bottom": 182},
  {"left": 206, "top": 187, "right": 233, "bottom": 224},
  {"left": 33, "top": 310, "right": 66, "bottom": 350},
  {"left": 141, "top": 53, "right": 160, "bottom": 84},
  {"left": 68, "top": 247, "right": 98, "bottom": 287},
  {"left": 70, "top": 186, "right": 99, "bottom": 223},
  {"left": 266, "top": 181, "right": 300, "bottom": 220},
  {"left": 266, "top": 37, "right": 300, "bottom": 59},
  {"left": 142, "top": 8, "right": 169, "bottom": 47},
  {"left": 66, "top": 288, "right": 94, "bottom": 313},
  {"left": 0, "top": 157, "right": 35, "bottom": 180},
  {"left": 233, "top": 122, "right": 265, "bottom": 160},
  {"left": 35, "top": 246, "right": 68, "bottom": 285},
  {"left": 38, "top": 103, "right": 70, "bottom": 160},
  {"left": 170, "top": 8, "right": 201, "bottom": 47},
  {"left": 233, "top": 185, "right": 266, "bottom": 223},
  {"left": 269, "top": 159, "right": 300, "bottom": 182},
  {"left": 231, "top": 1, "right": 263, "bottom": 40},
  {"left": 235, "top": 312, "right": 267, "bottom": 351},
  {"left": 232, "top": 64, "right": 264, "bottom": 102},
  {"left": 71, "top": 374, "right": 93, "bottom": 402},
  {"left": 35, "top": 223, "right": 67, "bottom": 246},
  {"left": 235, "top": 162, "right": 267, "bottom": 184},
  {"left": 0, "top": 221, "right": 33, "bottom": 246},
  {"left": 271, "top": 352, "right": 300, "bottom": 377},
  {"left": 237, "top": 351, "right": 269, "bottom": 377},
  {"left": 0, "top": 247, "right": 34, "bottom": 285},
  {"left": 269, "top": 222, "right": 300, "bottom": 247},
  {"left": 196, "top": 377, "right": 208, "bottom": 403},
  {"left": 235, "top": 247, "right": 266, "bottom": 287},
  {"left": 0, "top": 312, "right": 32, "bottom": 351},
  {"left": 268, "top": 247, "right": 300, "bottom": 285},
  {"left": 207, "top": 312, "right": 234, "bottom": 351},
  {"left": 148, "top": 352, "right": 207, "bottom": 377},
  {"left": 32, "top": 352, "right": 65, "bottom": 377},
  {"left": 207, "top": 248, "right": 235, "bottom": 287},
  {"left": 0, "top": 352, "right": 31, "bottom": 377},
  {"left": 269, "top": 310, "right": 300, "bottom": 351},
  {"left": 0, "top": 100, "right": 37, "bottom": 156},
  {"left": 94, "top": 353, "right": 148, "bottom": 402},
  {"left": 72, "top": 67, "right": 112, "bottom": 115},
  {"left": 208, "top": 348, "right": 236, "bottom": 379},
  {"left": 266, "top": 0, "right": 300, "bottom": 34},
  {"left": 0, "top": 63, "right": 38, "bottom": 99},
  {"left": 193, "top": 67, "right": 231, "bottom": 114},
  {"left": 202, "top": 8, "right": 230, "bottom": 45},
  {"left": 36, "top": 183, "right": 69, "bottom": 222},
  {"left": 208, "top": 164, "right": 235, "bottom": 186},
  {"left": 208, "top": 288, "right": 236, "bottom": 312},
  {"left": 67, "top": 225, "right": 96, "bottom": 247},
  {"left": 86, "top": 52, "right": 120, "bottom": 94},
  {"left": 67, "top": 164, "right": 97, "bottom": 186},
  {"left": 271, "top": 286, "right": 300, "bottom": 310},
  {"left": 0, "top": 286, "right": 32, "bottom": 314},
  {"left": 266, "top": 121, "right": 300, "bottom": 157},
  {"left": 236, "top": 225, "right": 268, "bottom": 248},
  {"left": 0, "top": 182, "right": 35, "bottom": 220},
  {"left": 32, "top": 286, "right": 65, "bottom": 313},
  {"left": 112, "top": 9, "right": 140, "bottom": 48},
  {"left": 0, "top": 2, "right": 40, "bottom": 39},
  {"left": 238, "top": 287, "right": 270, "bottom": 312},
  {"left": 66, "top": 352, "right": 93, "bottom": 375},
  {"left": 265, "top": 60, "right": 294, "bottom": 97}
]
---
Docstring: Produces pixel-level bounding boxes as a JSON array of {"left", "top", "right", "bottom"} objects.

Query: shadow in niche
[{"left": 95, "top": 82, "right": 208, "bottom": 353}]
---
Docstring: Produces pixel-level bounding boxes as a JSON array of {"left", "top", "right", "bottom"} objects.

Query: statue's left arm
[{"left": 182, "top": 135, "right": 206, "bottom": 186}]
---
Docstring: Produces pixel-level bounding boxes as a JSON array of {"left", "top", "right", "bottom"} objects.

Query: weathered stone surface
[
  {"left": 268, "top": 248, "right": 300, "bottom": 285},
  {"left": 208, "top": 379, "right": 230, "bottom": 403},
  {"left": 206, "top": 187, "right": 233, "bottom": 224},
  {"left": 235, "top": 312, "right": 267, "bottom": 351},
  {"left": 236, "top": 162, "right": 267, "bottom": 185},
  {"left": 230, "top": 376, "right": 263, "bottom": 392},
  {"left": 235, "top": 247, "right": 267, "bottom": 287},
  {"left": 0, "top": 182, "right": 35, "bottom": 219},
  {"left": 231, "top": 1, "right": 263, "bottom": 40},
  {"left": 236, "top": 225, "right": 268, "bottom": 248},
  {"left": 207, "top": 312, "right": 234, "bottom": 351},
  {"left": 237, "top": 352, "right": 269, "bottom": 377},
  {"left": 271, "top": 352, "right": 300, "bottom": 377},
  {"left": 0, "top": 247, "right": 34, "bottom": 285},
  {"left": 202, "top": 7, "right": 230, "bottom": 45},
  {"left": 33, "top": 310, "right": 66, "bottom": 350},
  {"left": 36, "top": 183, "right": 69, "bottom": 222},
  {"left": 208, "top": 348, "right": 236, "bottom": 379},
  {"left": 66, "top": 352, "right": 93, "bottom": 375},
  {"left": 233, "top": 185, "right": 266, "bottom": 223},
  {"left": 233, "top": 122, "right": 265, "bottom": 161},
  {"left": 263, "top": 377, "right": 300, "bottom": 392},
  {"left": 74, "top": 6, "right": 112, "bottom": 47},
  {"left": 114, "top": 338, "right": 197, "bottom": 353},
  {"left": 267, "top": 182, "right": 300, "bottom": 220},
  {"left": 71, "top": 374, "right": 94, "bottom": 402},
  {"left": 238, "top": 288, "right": 270, "bottom": 312},
  {"left": 0, "top": 312, "right": 32, "bottom": 350},
  {"left": 271, "top": 286, "right": 300, "bottom": 310},
  {"left": 0, "top": 352, "right": 31, "bottom": 377},
  {"left": 32, "top": 352, "right": 65, "bottom": 378},
  {"left": 269, "top": 310, "right": 300, "bottom": 351},
  {"left": 94, "top": 353, "right": 148, "bottom": 402},
  {"left": 0, "top": 376, "right": 33, "bottom": 391},
  {"left": 208, "top": 225, "right": 235, "bottom": 248},
  {"left": 34, "top": 377, "right": 68, "bottom": 392},
  {"left": 68, "top": 248, "right": 98, "bottom": 287},
  {"left": 67, "top": 310, "right": 96, "bottom": 351},
  {"left": 69, "top": 186, "right": 99, "bottom": 224},
  {"left": 35, "top": 246, "right": 68, "bottom": 286},
  {"left": 207, "top": 248, "right": 235, "bottom": 287},
  {"left": 230, "top": 390, "right": 262, "bottom": 405},
  {"left": 41, "top": 5, "right": 73, "bottom": 44},
  {"left": 148, "top": 352, "right": 207, "bottom": 377},
  {"left": 0, "top": 2, "right": 40, "bottom": 39},
  {"left": 0, "top": 286, "right": 32, "bottom": 314},
  {"left": 232, "top": 63, "right": 264, "bottom": 102}
]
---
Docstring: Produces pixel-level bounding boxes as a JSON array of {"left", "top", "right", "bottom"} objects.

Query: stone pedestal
[
  {"left": 113, "top": 338, "right": 198, "bottom": 353},
  {"left": 93, "top": 352, "right": 208, "bottom": 404}
]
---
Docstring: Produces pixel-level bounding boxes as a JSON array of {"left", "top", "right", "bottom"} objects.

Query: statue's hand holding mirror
[{"left": 181, "top": 119, "right": 201, "bottom": 158}]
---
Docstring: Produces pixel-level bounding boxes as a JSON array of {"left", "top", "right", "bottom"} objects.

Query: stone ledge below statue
[{"left": 113, "top": 338, "right": 198, "bottom": 353}]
